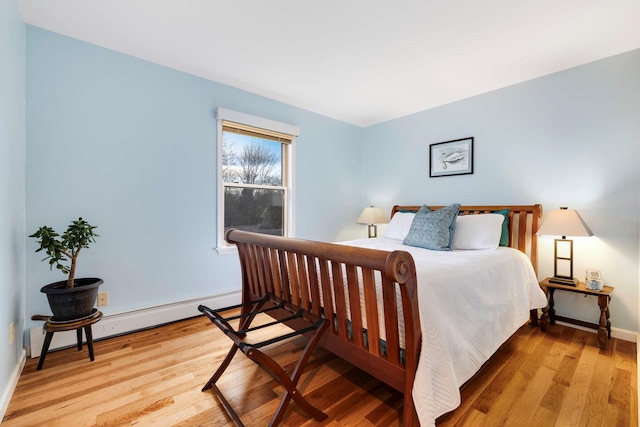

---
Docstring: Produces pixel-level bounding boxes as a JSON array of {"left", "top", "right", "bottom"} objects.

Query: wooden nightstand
[{"left": 539, "top": 277, "right": 613, "bottom": 349}]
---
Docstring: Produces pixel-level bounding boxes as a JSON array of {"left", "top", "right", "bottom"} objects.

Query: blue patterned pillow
[{"left": 403, "top": 204, "right": 461, "bottom": 251}]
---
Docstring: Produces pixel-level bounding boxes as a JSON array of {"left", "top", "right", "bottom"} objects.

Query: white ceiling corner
[{"left": 18, "top": 0, "right": 640, "bottom": 127}]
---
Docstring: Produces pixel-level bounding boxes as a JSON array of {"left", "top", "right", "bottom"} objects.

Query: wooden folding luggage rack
[{"left": 198, "top": 293, "right": 329, "bottom": 426}]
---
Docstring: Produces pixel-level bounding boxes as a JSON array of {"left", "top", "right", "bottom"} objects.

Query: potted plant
[{"left": 30, "top": 218, "right": 103, "bottom": 321}]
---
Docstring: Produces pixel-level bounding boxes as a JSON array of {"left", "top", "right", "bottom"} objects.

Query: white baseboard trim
[
  {"left": 0, "top": 349, "right": 26, "bottom": 421},
  {"left": 555, "top": 320, "right": 637, "bottom": 343},
  {"left": 29, "top": 290, "right": 241, "bottom": 358},
  {"left": 612, "top": 326, "right": 638, "bottom": 343}
]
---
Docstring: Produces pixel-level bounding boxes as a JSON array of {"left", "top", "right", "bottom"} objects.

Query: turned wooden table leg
[
  {"left": 539, "top": 288, "right": 557, "bottom": 333},
  {"left": 606, "top": 303, "right": 611, "bottom": 338},
  {"left": 547, "top": 289, "right": 556, "bottom": 325},
  {"left": 597, "top": 294, "right": 610, "bottom": 349},
  {"left": 540, "top": 308, "right": 548, "bottom": 332},
  {"left": 529, "top": 309, "right": 539, "bottom": 327},
  {"left": 540, "top": 288, "right": 555, "bottom": 333}
]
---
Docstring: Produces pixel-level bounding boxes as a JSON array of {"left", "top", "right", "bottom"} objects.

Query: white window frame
[{"left": 215, "top": 108, "right": 298, "bottom": 254}]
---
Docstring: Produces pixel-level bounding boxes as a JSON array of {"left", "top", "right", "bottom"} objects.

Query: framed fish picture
[{"left": 429, "top": 137, "right": 474, "bottom": 177}]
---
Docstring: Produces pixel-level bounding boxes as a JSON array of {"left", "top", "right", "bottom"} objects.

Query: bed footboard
[{"left": 225, "top": 229, "right": 421, "bottom": 426}]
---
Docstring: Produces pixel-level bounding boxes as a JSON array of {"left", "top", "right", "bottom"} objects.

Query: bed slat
[
  {"left": 382, "top": 277, "right": 401, "bottom": 365},
  {"left": 331, "top": 261, "right": 349, "bottom": 340},
  {"left": 306, "top": 256, "right": 322, "bottom": 317},
  {"left": 345, "top": 265, "right": 364, "bottom": 348},
  {"left": 296, "top": 253, "right": 311, "bottom": 312},
  {"left": 284, "top": 252, "right": 299, "bottom": 307},
  {"left": 362, "top": 268, "right": 381, "bottom": 356},
  {"left": 318, "top": 259, "right": 335, "bottom": 333}
]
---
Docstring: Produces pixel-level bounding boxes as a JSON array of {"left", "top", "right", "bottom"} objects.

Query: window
[{"left": 216, "top": 108, "right": 298, "bottom": 252}]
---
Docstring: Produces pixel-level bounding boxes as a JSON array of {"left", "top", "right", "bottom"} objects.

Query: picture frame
[{"left": 429, "top": 137, "right": 474, "bottom": 177}]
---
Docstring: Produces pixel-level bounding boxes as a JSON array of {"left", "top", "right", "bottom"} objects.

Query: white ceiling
[{"left": 19, "top": 0, "right": 640, "bottom": 127}]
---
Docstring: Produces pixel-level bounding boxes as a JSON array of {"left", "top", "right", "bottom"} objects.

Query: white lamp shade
[
  {"left": 536, "top": 208, "right": 593, "bottom": 237},
  {"left": 356, "top": 206, "right": 388, "bottom": 225}
]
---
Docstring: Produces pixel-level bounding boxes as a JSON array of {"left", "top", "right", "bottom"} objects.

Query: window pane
[
  {"left": 217, "top": 110, "right": 296, "bottom": 249},
  {"left": 224, "top": 186, "right": 284, "bottom": 236},
  {"left": 222, "top": 131, "right": 282, "bottom": 185}
]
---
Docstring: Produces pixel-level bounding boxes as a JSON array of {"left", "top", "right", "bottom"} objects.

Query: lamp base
[{"left": 548, "top": 276, "right": 578, "bottom": 286}]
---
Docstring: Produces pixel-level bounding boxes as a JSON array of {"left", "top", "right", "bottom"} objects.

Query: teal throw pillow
[
  {"left": 403, "top": 203, "right": 461, "bottom": 251},
  {"left": 494, "top": 209, "right": 510, "bottom": 246}
]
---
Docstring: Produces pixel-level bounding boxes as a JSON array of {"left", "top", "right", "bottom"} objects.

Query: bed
[{"left": 224, "top": 204, "right": 547, "bottom": 426}]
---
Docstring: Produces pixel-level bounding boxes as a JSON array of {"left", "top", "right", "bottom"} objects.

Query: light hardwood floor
[{"left": 3, "top": 313, "right": 637, "bottom": 426}]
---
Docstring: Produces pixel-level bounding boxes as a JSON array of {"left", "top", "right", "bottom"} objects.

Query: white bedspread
[{"left": 340, "top": 237, "right": 548, "bottom": 426}]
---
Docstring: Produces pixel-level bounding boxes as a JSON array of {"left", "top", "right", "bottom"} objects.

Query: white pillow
[
  {"left": 382, "top": 212, "right": 416, "bottom": 240},
  {"left": 451, "top": 214, "right": 504, "bottom": 250}
]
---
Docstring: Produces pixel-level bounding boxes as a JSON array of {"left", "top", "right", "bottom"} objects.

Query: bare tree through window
[{"left": 222, "top": 130, "right": 286, "bottom": 236}]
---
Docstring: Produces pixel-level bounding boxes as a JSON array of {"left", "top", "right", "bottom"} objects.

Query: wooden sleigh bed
[{"left": 209, "top": 204, "right": 544, "bottom": 426}]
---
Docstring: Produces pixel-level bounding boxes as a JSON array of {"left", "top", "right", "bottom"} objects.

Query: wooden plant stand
[{"left": 32, "top": 310, "right": 103, "bottom": 370}]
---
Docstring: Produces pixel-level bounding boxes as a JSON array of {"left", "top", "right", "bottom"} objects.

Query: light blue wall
[
  {"left": 363, "top": 50, "right": 640, "bottom": 332},
  {"left": 25, "top": 27, "right": 363, "bottom": 330},
  {"left": 0, "top": 0, "right": 26, "bottom": 415},
  {"left": 12, "top": 23, "right": 640, "bottom": 399}
]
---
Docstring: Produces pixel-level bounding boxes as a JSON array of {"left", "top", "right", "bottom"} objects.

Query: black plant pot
[{"left": 41, "top": 278, "right": 104, "bottom": 321}]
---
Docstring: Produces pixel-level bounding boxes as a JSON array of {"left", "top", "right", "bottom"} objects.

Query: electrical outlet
[
  {"left": 97, "top": 292, "right": 109, "bottom": 307},
  {"left": 10, "top": 322, "right": 15, "bottom": 344}
]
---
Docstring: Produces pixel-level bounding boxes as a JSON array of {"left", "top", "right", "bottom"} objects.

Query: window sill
[{"left": 215, "top": 245, "right": 237, "bottom": 255}]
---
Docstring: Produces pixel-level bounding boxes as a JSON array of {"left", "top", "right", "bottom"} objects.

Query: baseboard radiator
[
  {"left": 28, "top": 291, "right": 636, "bottom": 357},
  {"left": 29, "top": 290, "right": 241, "bottom": 358}
]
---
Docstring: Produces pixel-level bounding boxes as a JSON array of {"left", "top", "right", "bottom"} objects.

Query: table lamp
[
  {"left": 536, "top": 207, "right": 593, "bottom": 286},
  {"left": 356, "top": 206, "right": 388, "bottom": 238}
]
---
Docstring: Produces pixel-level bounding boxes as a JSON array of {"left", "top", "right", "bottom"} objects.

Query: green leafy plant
[{"left": 30, "top": 218, "right": 99, "bottom": 289}]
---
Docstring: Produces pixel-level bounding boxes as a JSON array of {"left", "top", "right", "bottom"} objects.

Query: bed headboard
[{"left": 390, "top": 204, "right": 543, "bottom": 274}]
